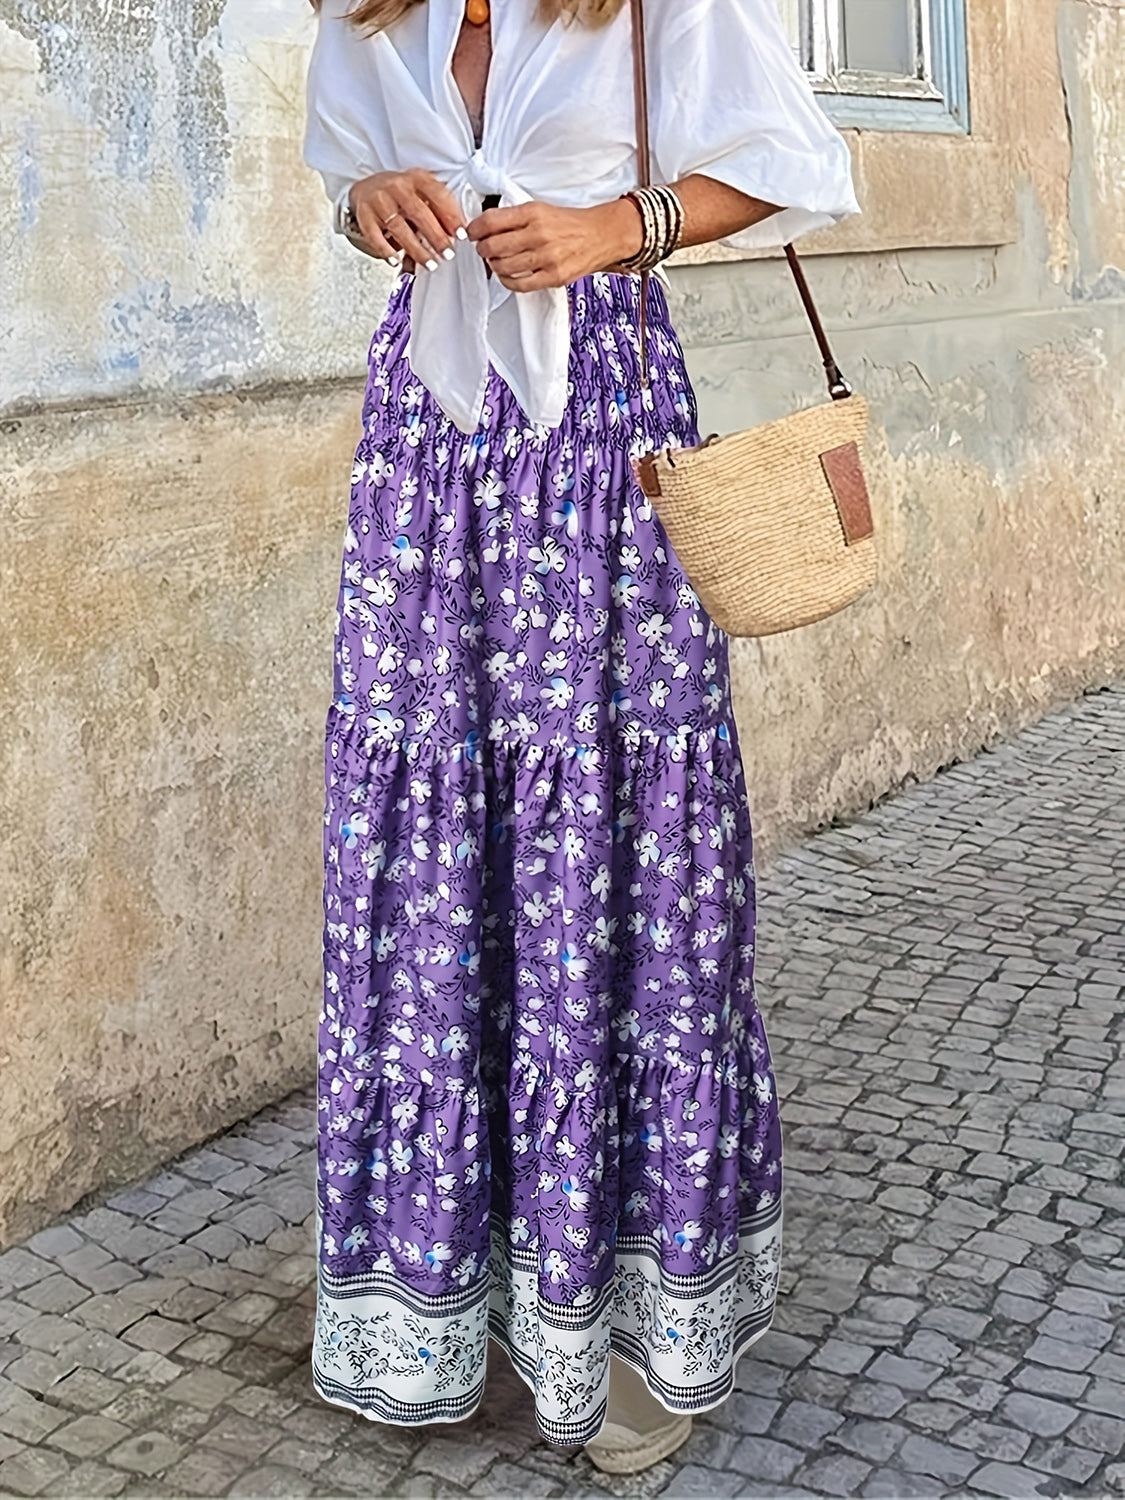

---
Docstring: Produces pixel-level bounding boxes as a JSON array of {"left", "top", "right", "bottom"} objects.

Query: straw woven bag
[{"left": 627, "top": 0, "right": 877, "bottom": 639}]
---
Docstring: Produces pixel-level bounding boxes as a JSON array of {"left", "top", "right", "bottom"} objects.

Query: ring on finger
[{"left": 382, "top": 211, "right": 405, "bottom": 234}]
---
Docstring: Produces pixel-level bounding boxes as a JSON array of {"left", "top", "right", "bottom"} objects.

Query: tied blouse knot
[{"left": 304, "top": 0, "right": 860, "bottom": 434}]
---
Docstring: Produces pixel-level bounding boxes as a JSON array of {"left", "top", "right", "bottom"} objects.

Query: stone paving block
[
  {"left": 949, "top": 1419, "right": 1030, "bottom": 1464},
  {"left": 927, "top": 1376, "right": 1005, "bottom": 1413},
  {"left": 960, "top": 1232, "right": 1032, "bottom": 1265},
  {"left": 157, "top": 1285, "right": 223, "bottom": 1322},
  {"left": 175, "top": 1330, "right": 235, "bottom": 1364},
  {"left": 1023, "top": 1437, "right": 1104, "bottom": 1483},
  {"left": 675, "top": 1421, "right": 739, "bottom": 1470},
  {"left": 198, "top": 1292, "right": 279, "bottom": 1336},
  {"left": 71, "top": 1294, "right": 147, "bottom": 1337},
  {"left": 14, "top": 1316, "right": 83, "bottom": 1357},
  {"left": 752, "top": 1332, "right": 814, "bottom": 1369},
  {"left": 992, "top": 1292, "right": 1049, "bottom": 1325},
  {"left": 23, "top": 1229, "right": 84, "bottom": 1263},
  {"left": 184, "top": 1224, "right": 250, "bottom": 1262},
  {"left": 202, "top": 1411, "right": 287, "bottom": 1461},
  {"left": 786, "top": 1369, "right": 856, "bottom": 1411},
  {"left": 13, "top": 1276, "right": 86, "bottom": 1317},
  {"left": 72, "top": 1210, "right": 133, "bottom": 1247},
  {"left": 711, "top": 1394, "right": 780, "bottom": 1435},
  {"left": 104, "top": 1188, "right": 166, "bottom": 1218},
  {"left": 773, "top": 1401, "right": 844, "bottom": 1449},
  {"left": 121, "top": 1314, "right": 193, "bottom": 1355},
  {"left": 267, "top": 1224, "right": 315, "bottom": 1260},
  {"left": 1039, "top": 1308, "right": 1115, "bottom": 1347},
  {"left": 413, "top": 1437, "right": 499, "bottom": 1486},
  {"left": 220, "top": 1341, "right": 301, "bottom": 1386},
  {"left": 47, "top": 1368, "right": 126, "bottom": 1414},
  {"left": 0, "top": 1445, "right": 71, "bottom": 1496},
  {"left": 163, "top": 1365, "right": 243, "bottom": 1410},
  {"left": 998, "top": 1391, "right": 1078, "bottom": 1438},
  {"left": 278, "top": 1400, "right": 354, "bottom": 1445},
  {"left": 1024, "top": 1334, "right": 1097, "bottom": 1372},
  {"left": 901, "top": 1331, "right": 960, "bottom": 1367},
  {"left": 809, "top": 1340, "right": 874, "bottom": 1376},
  {"left": 144, "top": 1208, "right": 210, "bottom": 1240},
  {"left": 68, "top": 1260, "right": 141, "bottom": 1295},
  {"left": 221, "top": 1206, "right": 286, "bottom": 1245},
  {"left": 899, "top": 1400, "right": 966, "bottom": 1435},
  {"left": 468, "top": 1458, "right": 566, "bottom": 1495},
  {"left": 860, "top": 1465, "right": 943, "bottom": 1497},
  {"left": 58, "top": 1327, "right": 135, "bottom": 1375},
  {"left": 965, "top": 1460, "right": 1055, "bottom": 1494},
  {"left": 5, "top": 1349, "right": 77, "bottom": 1396},
  {"left": 1067, "top": 1410, "right": 1125, "bottom": 1454},
  {"left": 726, "top": 1434, "right": 804, "bottom": 1483},
  {"left": 829, "top": 1419, "right": 908, "bottom": 1464},
  {"left": 180, "top": 1149, "right": 246, "bottom": 1184},
  {"left": 0, "top": 1390, "right": 70, "bottom": 1444},
  {"left": 226, "top": 1458, "right": 318, "bottom": 1494},
  {"left": 0, "top": 1251, "right": 56, "bottom": 1293},
  {"left": 1083, "top": 1379, "right": 1125, "bottom": 1418},
  {"left": 47, "top": 1413, "right": 132, "bottom": 1458},
  {"left": 792, "top": 1453, "right": 873, "bottom": 1495},
  {"left": 247, "top": 1309, "right": 312, "bottom": 1356},
  {"left": 918, "top": 1307, "right": 990, "bottom": 1341},
  {"left": 841, "top": 1384, "right": 908, "bottom": 1419},
  {"left": 159, "top": 1443, "right": 256, "bottom": 1496},
  {"left": 55, "top": 1458, "right": 129, "bottom": 1495},
  {"left": 1012, "top": 1364, "right": 1090, "bottom": 1400},
  {"left": 114, "top": 1349, "right": 184, "bottom": 1387},
  {"left": 865, "top": 1354, "right": 941, "bottom": 1392},
  {"left": 0, "top": 1303, "right": 37, "bottom": 1340},
  {"left": 897, "top": 1433, "right": 978, "bottom": 1483},
  {"left": 105, "top": 1429, "right": 184, "bottom": 1476},
  {"left": 263, "top": 1434, "right": 335, "bottom": 1474}
]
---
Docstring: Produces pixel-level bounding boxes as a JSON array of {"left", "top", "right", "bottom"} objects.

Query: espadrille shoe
[
  {"left": 585, "top": 1414, "right": 693, "bottom": 1474},
  {"left": 585, "top": 1354, "right": 693, "bottom": 1474}
]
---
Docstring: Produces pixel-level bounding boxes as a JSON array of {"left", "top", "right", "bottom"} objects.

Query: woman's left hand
[{"left": 467, "top": 199, "right": 644, "bottom": 291}]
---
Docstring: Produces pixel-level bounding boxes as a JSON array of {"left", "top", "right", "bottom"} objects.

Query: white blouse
[{"left": 304, "top": 0, "right": 860, "bottom": 433}]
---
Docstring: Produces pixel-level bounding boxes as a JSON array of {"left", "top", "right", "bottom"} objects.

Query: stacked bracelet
[{"left": 616, "top": 184, "right": 685, "bottom": 273}]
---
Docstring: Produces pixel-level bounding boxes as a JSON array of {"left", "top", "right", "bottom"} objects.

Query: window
[{"left": 780, "top": 0, "right": 970, "bottom": 133}]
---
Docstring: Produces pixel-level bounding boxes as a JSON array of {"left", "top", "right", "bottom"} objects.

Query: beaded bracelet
[{"left": 617, "top": 183, "right": 685, "bottom": 273}]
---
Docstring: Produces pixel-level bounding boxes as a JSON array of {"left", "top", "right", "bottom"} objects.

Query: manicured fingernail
[
  {"left": 442, "top": 246, "right": 456, "bottom": 261},
  {"left": 425, "top": 258, "right": 439, "bottom": 272},
  {"left": 455, "top": 226, "right": 469, "bottom": 240}
]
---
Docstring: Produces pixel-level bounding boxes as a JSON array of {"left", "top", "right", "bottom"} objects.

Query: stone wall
[{"left": 1, "top": 0, "right": 1122, "bottom": 1246}]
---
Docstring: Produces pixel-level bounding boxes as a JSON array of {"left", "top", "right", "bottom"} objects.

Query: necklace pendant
[{"left": 465, "top": 0, "right": 489, "bottom": 24}]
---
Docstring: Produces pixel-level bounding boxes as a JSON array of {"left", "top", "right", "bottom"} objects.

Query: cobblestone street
[{"left": 1, "top": 685, "right": 1123, "bottom": 1500}]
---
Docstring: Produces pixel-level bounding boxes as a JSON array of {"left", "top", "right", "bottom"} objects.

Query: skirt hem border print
[{"left": 311, "top": 1205, "right": 782, "bottom": 1446}]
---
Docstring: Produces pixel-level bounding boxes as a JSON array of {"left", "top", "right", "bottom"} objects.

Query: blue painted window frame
[{"left": 810, "top": 0, "right": 971, "bottom": 135}]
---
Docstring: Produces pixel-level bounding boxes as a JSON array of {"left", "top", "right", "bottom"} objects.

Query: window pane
[{"left": 841, "top": 0, "right": 918, "bottom": 75}]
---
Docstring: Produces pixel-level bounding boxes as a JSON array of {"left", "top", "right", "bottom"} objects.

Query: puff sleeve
[
  {"left": 302, "top": 0, "right": 391, "bottom": 210},
  {"left": 647, "top": 0, "right": 860, "bottom": 248}
]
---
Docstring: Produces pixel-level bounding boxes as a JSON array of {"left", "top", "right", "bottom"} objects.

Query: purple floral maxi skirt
[{"left": 312, "top": 272, "right": 783, "bottom": 1446}]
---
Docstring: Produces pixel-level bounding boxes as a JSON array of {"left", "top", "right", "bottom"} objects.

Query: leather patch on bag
[
  {"left": 633, "top": 453, "right": 662, "bottom": 498},
  {"left": 821, "top": 441, "right": 874, "bottom": 546}
]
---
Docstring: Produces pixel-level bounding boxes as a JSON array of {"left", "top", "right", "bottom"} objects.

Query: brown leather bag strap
[
  {"left": 783, "top": 245, "right": 852, "bottom": 400},
  {"left": 628, "top": 0, "right": 852, "bottom": 403}
]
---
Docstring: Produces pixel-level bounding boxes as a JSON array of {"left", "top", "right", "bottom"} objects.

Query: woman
[{"left": 303, "top": 0, "right": 857, "bottom": 1473}]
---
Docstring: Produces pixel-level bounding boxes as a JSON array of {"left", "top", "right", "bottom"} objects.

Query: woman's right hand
[{"left": 349, "top": 170, "right": 467, "bottom": 271}]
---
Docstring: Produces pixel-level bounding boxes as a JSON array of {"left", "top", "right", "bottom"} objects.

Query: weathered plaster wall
[
  {"left": 1, "top": 0, "right": 1123, "bottom": 1244},
  {"left": 0, "top": 3, "right": 366, "bottom": 411}
]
